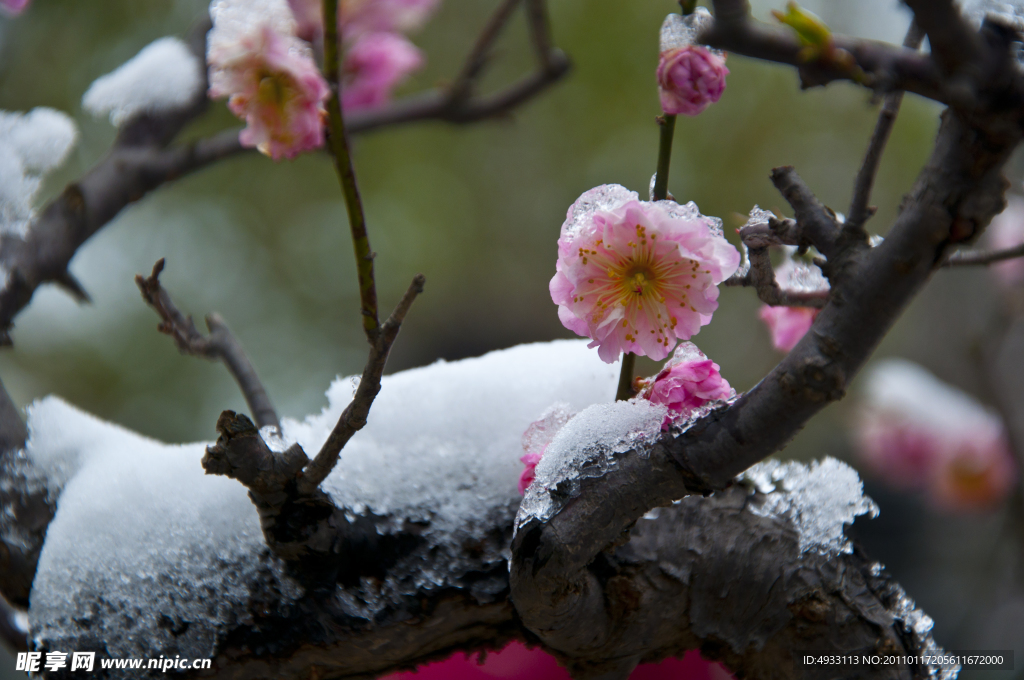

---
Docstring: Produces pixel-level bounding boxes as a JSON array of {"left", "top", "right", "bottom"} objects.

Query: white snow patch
[
  {"left": 282, "top": 340, "right": 620, "bottom": 537},
  {"left": 518, "top": 399, "right": 667, "bottom": 527},
  {"left": 0, "top": 108, "right": 77, "bottom": 237},
  {"left": 741, "top": 457, "right": 879, "bottom": 555},
  {"left": 83, "top": 37, "right": 203, "bottom": 126},
  {"left": 27, "top": 396, "right": 300, "bottom": 661},
  {"left": 660, "top": 8, "right": 718, "bottom": 54}
]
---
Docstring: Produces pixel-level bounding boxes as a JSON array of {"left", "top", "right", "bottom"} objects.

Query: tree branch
[
  {"left": 846, "top": 22, "right": 926, "bottom": 233},
  {"left": 135, "top": 259, "right": 280, "bottom": 430},
  {"left": 943, "top": 242, "right": 1024, "bottom": 267}
]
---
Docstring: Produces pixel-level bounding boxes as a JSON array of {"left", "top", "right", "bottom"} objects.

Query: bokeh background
[{"left": 1, "top": 0, "right": 1022, "bottom": 677}]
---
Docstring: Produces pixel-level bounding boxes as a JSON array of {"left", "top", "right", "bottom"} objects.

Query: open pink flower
[
  {"left": 518, "top": 404, "right": 574, "bottom": 495},
  {"left": 854, "top": 360, "right": 1017, "bottom": 512},
  {"left": 551, "top": 185, "right": 740, "bottom": 364},
  {"left": 208, "top": 0, "right": 330, "bottom": 160},
  {"left": 637, "top": 342, "right": 733, "bottom": 429},
  {"left": 342, "top": 32, "right": 423, "bottom": 111},
  {"left": 759, "top": 305, "right": 818, "bottom": 353},
  {"left": 657, "top": 46, "right": 728, "bottom": 116},
  {"left": 0, "top": 0, "right": 30, "bottom": 15}
]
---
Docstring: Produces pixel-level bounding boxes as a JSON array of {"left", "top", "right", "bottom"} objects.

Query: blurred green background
[{"left": 1, "top": 0, "right": 1022, "bottom": 677}]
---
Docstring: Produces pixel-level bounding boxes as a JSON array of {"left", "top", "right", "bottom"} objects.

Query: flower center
[{"left": 629, "top": 268, "right": 653, "bottom": 296}]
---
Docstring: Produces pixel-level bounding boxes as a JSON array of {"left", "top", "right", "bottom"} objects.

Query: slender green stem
[
  {"left": 679, "top": 0, "right": 698, "bottom": 14},
  {"left": 616, "top": 353, "right": 637, "bottom": 401},
  {"left": 652, "top": 114, "right": 676, "bottom": 202},
  {"left": 323, "top": 0, "right": 380, "bottom": 341}
]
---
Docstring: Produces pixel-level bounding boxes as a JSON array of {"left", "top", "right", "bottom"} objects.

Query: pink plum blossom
[
  {"left": 551, "top": 185, "right": 740, "bottom": 364},
  {"left": 759, "top": 305, "right": 818, "bottom": 353},
  {"left": 518, "top": 404, "right": 574, "bottom": 495},
  {"left": 985, "top": 193, "right": 1024, "bottom": 288},
  {"left": 0, "top": 0, "right": 29, "bottom": 15},
  {"left": 854, "top": 359, "right": 1017, "bottom": 512},
  {"left": 637, "top": 342, "right": 734, "bottom": 429},
  {"left": 657, "top": 46, "right": 728, "bottom": 116},
  {"left": 208, "top": 2, "right": 330, "bottom": 160},
  {"left": 342, "top": 32, "right": 423, "bottom": 111},
  {"left": 287, "top": 0, "right": 440, "bottom": 41}
]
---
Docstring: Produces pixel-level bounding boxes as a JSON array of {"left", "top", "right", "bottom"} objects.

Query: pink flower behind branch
[
  {"left": 0, "top": 0, "right": 29, "bottom": 15},
  {"left": 342, "top": 32, "right": 423, "bottom": 112},
  {"left": 208, "top": 1, "right": 331, "bottom": 160},
  {"left": 657, "top": 46, "right": 728, "bottom": 116},
  {"left": 550, "top": 185, "right": 740, "bottom": 364},
  {"left": 759, "top": 305, "right": 818, "bottom": 353},
  {"left": 854, "top": 359, "right": 1017, "bottom": 512},
  {"left": 287, "top": 0, "right": 440, "bottom": 42},
  {"left": 518, "top": 403, "right": 575, "bottom": 495},
  {"left": 638, "top": 342, "right": 734, "bottom": 429}
]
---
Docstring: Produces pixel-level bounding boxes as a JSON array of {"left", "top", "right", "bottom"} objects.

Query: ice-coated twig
[
  {"left": 846, "top": 21, "right": 926, "bottom": 233},
  {"left": 943, "top": 242, "right": 1024, "bottom": 267},
  {"left": 722, "top": 212, "right": 830, "bottom": 308},
  {"left": 135, "top": 259, "right": 280, "bottom": 431},
  {"left": 297, "top": 274, "right": 426, "bottom": 495}
]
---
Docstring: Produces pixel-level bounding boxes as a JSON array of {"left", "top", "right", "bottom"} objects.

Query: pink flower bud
[
  {"left": 551, "top": 185, "right": 740, "bottom": 364},
  {"left": 342, "top": 32, "right": 423, "bottom": 112},
  {"left": 637, "top": 342, "right": 733, "bottom": 429},
  {"left": 657, "top": 45, "right": 728, "bottom": 116}
]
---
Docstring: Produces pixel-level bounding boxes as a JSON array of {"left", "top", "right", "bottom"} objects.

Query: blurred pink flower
[
  {"left": 657, "top": 46, "right": 728, "bottom": 116},
  {"left": 287, "top": 0, "right": 440, "bottom": 41},
  {"left": 0, "top": 0, "right": 30, "bottom": 15},
  {"left": 855, "top": 359, "right": 1017, "bottom": 511},
  {"left": 208, "top": 17, "right": 330, "bottom": 160},
  {"left": 550, "top": 185, "right": 740, "bottom": 364},
  {"left": 342, "top": 32, "right": 423, "bottom": 111},
  {"left": 985, "top": 193, "right": 1024, "bottom": 288},
  {"left": 637, "top": 342, "right": 733, "bottom": 429},
  {"left": 758, "top": 305, "right": 818, "bottom": 353},
  {"left": 380, "top": 641, "right": 734, "bottom": 680},
  {"left": 518, "top": 404, "right": 574, "bottom": 495}
]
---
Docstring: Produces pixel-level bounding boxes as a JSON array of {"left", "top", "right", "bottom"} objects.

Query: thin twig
[
  {"left": 136, "top": 259, "right": 279, "bottom": 430},
  {"left": 846, "top": 21, "right": 925, "bottom": 232},
  {"left": 943, "top": 242, "right": 1024, "bottom": 267},
  {"left": 722, "top": 220, "right": 830, "bottom": 308},
  {"left": 324, "top": 0, "right": 379, "bottom": 342},
  {"left": 770, "top": 166, "right": 841, "bottom": 259},
  {"left": 448, "top": 0, "right": 523, "bottom": 105},
  {"left": 298, "top": 275, "right": 426, "bottom": 495}
]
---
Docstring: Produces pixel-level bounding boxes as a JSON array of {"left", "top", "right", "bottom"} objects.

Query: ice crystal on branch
[
  {"left": 518, "top": 403, "right": 575, "bottom": 494},
  {"left": 0, "top": 108, "right": 77, "bottom": 238},
  {"left": 551, "top": 185, "right": 740, "bottom": 363},
  {"left": 637, "top": 342, "right": 733, "bottom": 429},
  {"left": 657, "top": 10, "right": 728, "bottom": 116},
  {"left": 759, "top": 250, "right": 828, "bottom": 352},
  {"left": 82, "top": 37, "right": 204, "bottom": 126},
  {"left": 854, "top": 360, "right": 1017, "bottom": 511},
  {"left": 208, "top": 0, "right": 330, "bottom": 160}
]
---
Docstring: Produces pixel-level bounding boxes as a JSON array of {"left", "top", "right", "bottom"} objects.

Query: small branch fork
[{"left": 135, "top": 259, "right": 280, "bottom": 430}]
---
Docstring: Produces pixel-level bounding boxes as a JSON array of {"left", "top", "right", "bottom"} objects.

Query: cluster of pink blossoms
[
  {"left": 287, "top": 0, "right": 434, "bottom": 113},
  {"left": 854, "top": 359, "right": 1017, "bottom": 512},
  {"left": 550, "top": 185, "right": 740, "bottom": 364},
  {"left": 207, "top": 0, "right": 436, "bottom": 160},
  {"left": 657, "top": 10, "right": 728, "bottom": 116}
]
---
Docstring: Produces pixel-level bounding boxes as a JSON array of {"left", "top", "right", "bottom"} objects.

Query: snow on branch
[{"left": 82, "top": 37, "right": 204, "bottom": 127}]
